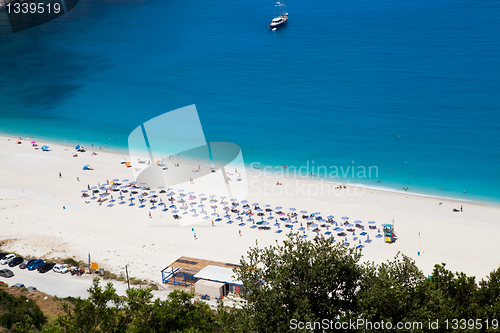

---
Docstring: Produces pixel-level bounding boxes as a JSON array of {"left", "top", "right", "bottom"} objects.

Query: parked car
[
  {"left": 0, "top": 253, "right": 8, "bottom": 260},
  {"left": 8, "top": 256, "right": 24, "bottom": 267},
  {"left": 19, "top": 259, "right": 36, "bottom": 270},
  {"left": 0, "top": 269, "right": 14, "bottom": 278},
  {"left": 0, "top": 254, "right": 15, "bottom": 265},
  {"left": 27, "top": 259, "right": 44, "bottom": 271},
  {"left": 38, "top": 263, "right": 56, "bottom": 273},
  {"left": 53, "top": 264, "right": 69, "bottom": 274},
  {"left": 27, "top": 286, "right": 37, "bottom": 291},
  {"left": 11, "top": 283, "right": 25, "bottom": 288}
]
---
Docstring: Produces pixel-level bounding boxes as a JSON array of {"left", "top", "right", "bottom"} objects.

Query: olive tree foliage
[
  {"left": 46, "top": 278, "right": 231, "bottom": 333},
  {"left": 234, "top": 235, "right": 363, "bottom": 332},
  {"left": 357, "top": 253, "right": 446, "bottom": 332}
]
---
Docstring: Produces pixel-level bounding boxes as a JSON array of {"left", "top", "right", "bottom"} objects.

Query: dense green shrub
[{"left": 0, "top": 289, "right": 46, "bottom": 330}]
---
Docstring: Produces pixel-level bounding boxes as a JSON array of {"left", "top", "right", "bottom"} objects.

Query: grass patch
[
  {"left": 129, "top": 277, "right": 142, "bottom": 285},
  {"left": 63, "top": 258, "right": 80, "bottom": 267}
]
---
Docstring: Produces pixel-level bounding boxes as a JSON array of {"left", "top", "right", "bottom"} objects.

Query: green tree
[
  {"left": 55, "top": 278, "right": 130, "bottom": 332},
  {"left": 50, "top": 278, "right": 228, "bottom": 333},
  {"left": 430, "top": 263, "right": 478, "bottom": 320},
  {"left": 131, "top": 290, "right": 221, "bottom": 333},
  {"left": 234, "top": 235, "right": 363, "bottom": 332},
  {"left": 0, "top": 289, "right": 46, "bottom": 330},
  {"left": 358, "top": 253, "right": 445, "bottom": 332},
  {"left": 474, "top": 267, "right": 500, "bottom": 332}
]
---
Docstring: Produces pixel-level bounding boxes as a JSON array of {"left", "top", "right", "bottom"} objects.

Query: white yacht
[{"left": 269, "top": 2, "right": 288, "bottom": 28}]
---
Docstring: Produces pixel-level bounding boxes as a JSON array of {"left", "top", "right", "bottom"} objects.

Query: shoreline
[
  {"left": 2, "top": 131, "right": 498, "bottom": 208},
  {"left": 1, "top": 132, "right": 500, "bottom": 282}
]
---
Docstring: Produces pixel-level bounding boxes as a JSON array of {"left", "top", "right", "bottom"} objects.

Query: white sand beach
[{"left": 1, "top": 134, "right": 500, "bottom": 286}]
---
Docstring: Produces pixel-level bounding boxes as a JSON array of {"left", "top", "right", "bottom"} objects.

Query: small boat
[{"left": 269, "top": 1, "right": 288, "bottom": 29}]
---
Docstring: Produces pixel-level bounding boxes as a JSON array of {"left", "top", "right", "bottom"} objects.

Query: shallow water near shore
[{"left": 0, "top": 0, "right": 499, "bottom": 203}]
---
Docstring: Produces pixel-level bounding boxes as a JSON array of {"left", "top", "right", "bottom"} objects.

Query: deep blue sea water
[{"left": 1, "top": 0, "right": 499, "bottom": 203}]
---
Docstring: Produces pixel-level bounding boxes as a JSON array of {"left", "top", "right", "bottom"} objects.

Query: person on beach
[
  {"left": 59, "top": 172, "right": 62, "bottom": 178},
  {"left": 212, "top": 220, "right": 214, "bottom": 227},
  {"left": 194, "top": 233, "right": 197, "bottom": 240},
  {"left": 461, "top": 205, "right": 463, "bottom": 212},
  {"left": 149, "top": 212, "right": 152, "bottom": 218},
  {"left": 239, "top": 229, "right": 242, "bottom": 237},
  {"left": 77, "top": 177, "right": 80, "bottom": 181}
]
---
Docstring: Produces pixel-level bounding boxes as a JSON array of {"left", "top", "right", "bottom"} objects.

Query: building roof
[
  {"left": 164, "top": 256, "right": 239, "bottom": 276},
  {"left": 194, "top": 265, "right": 242, "bottom": 285}
]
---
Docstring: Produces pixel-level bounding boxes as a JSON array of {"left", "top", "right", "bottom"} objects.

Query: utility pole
[{"left": 125, "top": 265, "right": 130, "bottom": 290}]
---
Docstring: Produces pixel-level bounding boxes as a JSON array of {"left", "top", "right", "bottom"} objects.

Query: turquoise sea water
[{"left": 0, "top": 0, "right": 499, "bottom": 203}]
